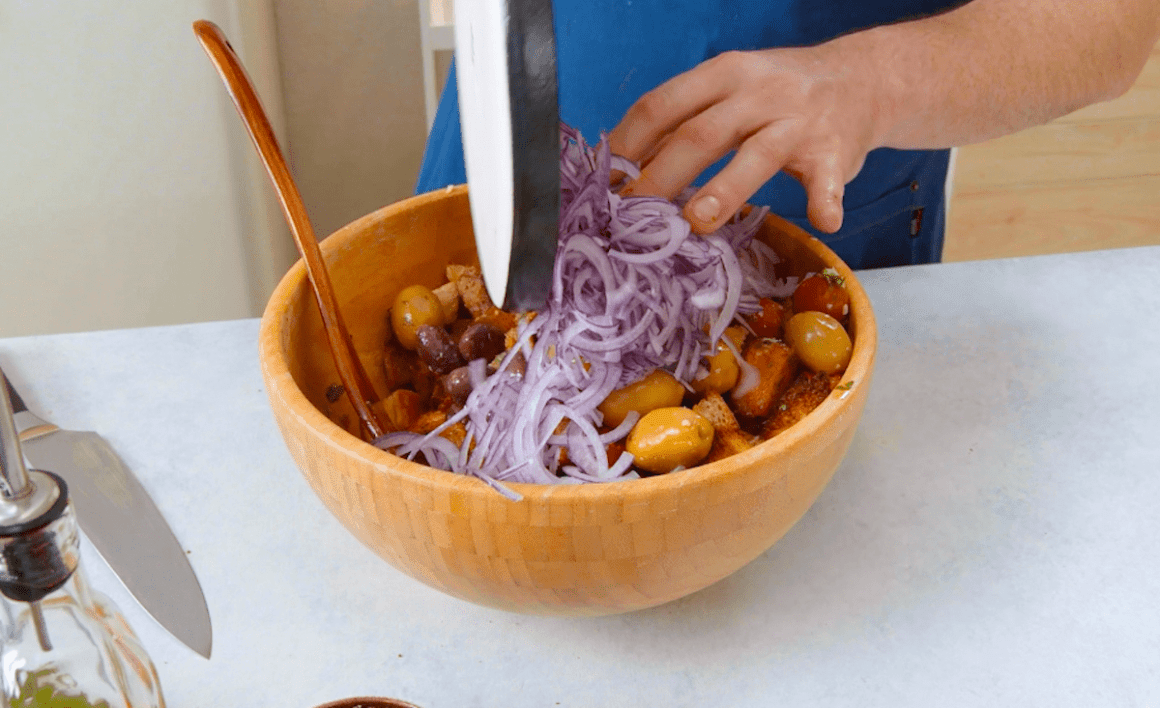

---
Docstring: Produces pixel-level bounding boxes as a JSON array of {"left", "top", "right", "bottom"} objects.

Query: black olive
[
  {"left": 505, "top": 350, "right": 527, "bottom": 379},
  {"left": 415, "top": 325, "right": 466, "bottom": 375},
  {"left": 442, "top": 366, "right": 475, "bottom": 406},
  {"left": 447, "top": 318, "right": 473, "bottom": 341},
  {"left": 457, "top": 322, "right": 506, "bottom": 363}
]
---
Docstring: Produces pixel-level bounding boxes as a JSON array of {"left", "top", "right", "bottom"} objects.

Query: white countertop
[{"left": 2, "top": 246, "right": 1158, "bottom": 707}]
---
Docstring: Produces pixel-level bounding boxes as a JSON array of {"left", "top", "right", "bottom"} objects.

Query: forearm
[
  {"left": 845, "top": 0, "right": 1160, "bottom": 149},
  {"left": 608, "top": 0, "right": 1160, "bottom": 234}
]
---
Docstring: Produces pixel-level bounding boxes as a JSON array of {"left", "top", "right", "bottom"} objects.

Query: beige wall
[
  {"left": 0, "top": 2, "right": 292, "bottom": 338},
  {"left": 271, "top": 0, "right": 429, "bottom": 240},
  {"left": 0, "top": 2, "right": 431, "bottom": 338}
]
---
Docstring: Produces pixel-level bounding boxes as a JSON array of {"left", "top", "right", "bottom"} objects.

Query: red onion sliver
[{"left": 381, "top": 124, "right": 783, "bottom": 487}]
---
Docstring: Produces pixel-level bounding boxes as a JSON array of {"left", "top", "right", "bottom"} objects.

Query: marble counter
[{"left": 2, "top": 245, "right": 1158, "bottom": 707}]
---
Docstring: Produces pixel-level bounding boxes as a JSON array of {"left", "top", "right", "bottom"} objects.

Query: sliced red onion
[
  {"left": 383, "top": 123, "right": 786, "bottom": 485},
  {"left": 722, "top": 333, "right": 760, "bottom": 398}
]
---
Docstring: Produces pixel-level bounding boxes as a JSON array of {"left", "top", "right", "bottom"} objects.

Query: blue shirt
[{"left": 416, "top": 0, "right": 966, "bottom": 269}]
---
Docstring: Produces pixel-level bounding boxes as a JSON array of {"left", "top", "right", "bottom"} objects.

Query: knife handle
[{"left": 1, "top": 370, "right": 28, "bottom": 415}]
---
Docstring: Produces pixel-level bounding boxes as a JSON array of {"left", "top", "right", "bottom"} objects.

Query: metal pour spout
[
  {"left": 0, "top": 375, "right": 32, "bottom": 502},
  {"left": 0, "top": 375, "right": 73, "bottom": 651},
  {"left": 0, "top": 377, "right": 60, "bottom": 533}
]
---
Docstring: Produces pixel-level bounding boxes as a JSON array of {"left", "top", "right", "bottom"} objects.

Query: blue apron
[{"left": 415, "top": 0, "right": 966, "bottom": 269}]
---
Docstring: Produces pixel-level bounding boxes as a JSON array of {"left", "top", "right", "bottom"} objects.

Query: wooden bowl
[{"left": 259, "top": 185, "right": 876, "bottom": 616}]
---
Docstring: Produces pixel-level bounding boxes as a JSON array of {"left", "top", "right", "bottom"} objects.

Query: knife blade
[{"left": 1, "top": 368, "right": 212, "bottom": 658}]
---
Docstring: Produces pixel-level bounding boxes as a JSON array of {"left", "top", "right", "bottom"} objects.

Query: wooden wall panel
[
  {"left": 944, "top": 176, "right": 1160, "bottom": 261},
  {"left": 953, "top": 119, "right": 1160, "bottom": 188}
]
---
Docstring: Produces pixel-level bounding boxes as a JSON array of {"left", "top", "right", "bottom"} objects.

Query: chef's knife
[
  {"left": 455, "top": 0, "right": 560, "bottom": 312},
  {"left": 1, "top": 368, "right": 212, "bottom": 658}
]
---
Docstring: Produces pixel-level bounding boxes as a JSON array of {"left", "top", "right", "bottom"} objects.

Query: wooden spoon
[{"left": 193, "top": 20, "right": 386, "bottom": 439}]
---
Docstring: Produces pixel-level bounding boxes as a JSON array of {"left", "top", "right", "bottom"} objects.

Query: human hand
[{"left": 607, "top": 42, "right": 890, "bottom": 235}]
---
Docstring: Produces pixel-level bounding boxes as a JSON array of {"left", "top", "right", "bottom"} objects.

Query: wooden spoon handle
[{"left": 193, "top": 20, "right": 386, "bottom": 440}]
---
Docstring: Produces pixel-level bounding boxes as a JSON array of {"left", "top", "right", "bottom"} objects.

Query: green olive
[
  {"left": 598, "top": 369, "right": 685, "bottom": 429},
  {"left": 691, "top": 339, "right": 740, "bottom": 394},
  {"left": 391, "top": 284, "right": 445, "bottom": 351},
  {"left": 784, "top": 311, "right": 853, "bottom": 374},
  {"left": 626, "top": 407, "right": 714, "bottom": 474}
]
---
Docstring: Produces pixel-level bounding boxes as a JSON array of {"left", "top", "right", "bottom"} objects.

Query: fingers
[
  {"left": 683, "top": 133, "right": 849, "bottom": 235},
  {"left": 626, "top": 119, "right": 850, "bottom": 235},
  {"left": 680, "top": 123, "right": 796, "bottom": 232},
  {"left": 623, "top": 99, "right": 762, "bottom": 200},
  {"left": 794, "top": 150, "right": 846, "bottom": 234},
  {"left": 628, "top": 118, "right": 850, "bottom": 235},
  {"left": 607, "top": 59, "right": 736, "bottom": 163},
  {"left": 606, "top": 48, "right": 862, "bottom": 235}
]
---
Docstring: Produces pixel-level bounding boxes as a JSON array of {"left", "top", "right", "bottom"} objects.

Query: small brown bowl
[
  {"left": 311, "top": 698, "right": 422, "bottom": 708},
  {"left": 259, "top": 185, "right": 876, "bottom": 616}
]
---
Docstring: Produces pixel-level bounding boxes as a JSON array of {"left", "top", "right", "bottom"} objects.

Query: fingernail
[{"left": 690, "top": 195, "right": 721, "bottom": 224}]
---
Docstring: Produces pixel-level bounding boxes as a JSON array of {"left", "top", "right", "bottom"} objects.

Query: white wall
[
  {"left": 0, "top": 2, "right": 300, "bottom": 337},
  {"left": 0, "top": 1, "right": 428, "bottom": 338}
]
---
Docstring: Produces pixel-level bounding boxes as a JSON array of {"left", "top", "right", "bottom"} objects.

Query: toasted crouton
[
  {"left": 445, "top": 264, "right": 519, "bottom": 331},
  {"left": 410, "top": 410, "right": 448, "bottom": 435},
  {"left": 381, "top": 342, "right": 418, "bottom": 392},
  {"left": 446, "top": 264, "right": 494, "bottom": 318},
  {"left": 432, "top": 281, "right": 461, "bottom": 323},
  {"left": 694, "top": 392, "right": 757, "bottom": 462},
  {"left": 693, "top": 391, "right": 739, "bottom": 431},
  {"left": 761, "top": 371, "right": 840, "bottom": 439},
  {"left": 475, "top": 306, "right": 518, "bottom": 334},
  {"left": 440, "top": 420, "right": 469, "bottom": 448},
  {"left": 731, "top": 338, "right": 798, "bottom": 419},
  {"left": 379, "top": 389, "right": 423, "bottom": 431}
]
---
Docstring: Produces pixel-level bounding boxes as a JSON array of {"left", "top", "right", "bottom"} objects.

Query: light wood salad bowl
[{"left": 258, "top": 185, "right": 876, "bottom": 616}]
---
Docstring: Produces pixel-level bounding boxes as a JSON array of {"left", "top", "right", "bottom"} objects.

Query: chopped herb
[
  {"left": 835, "top": 380, "right": 854, "bottom": 391},
  {"left": 821, "top": 267, "right": 846, "bottom": 288}
]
